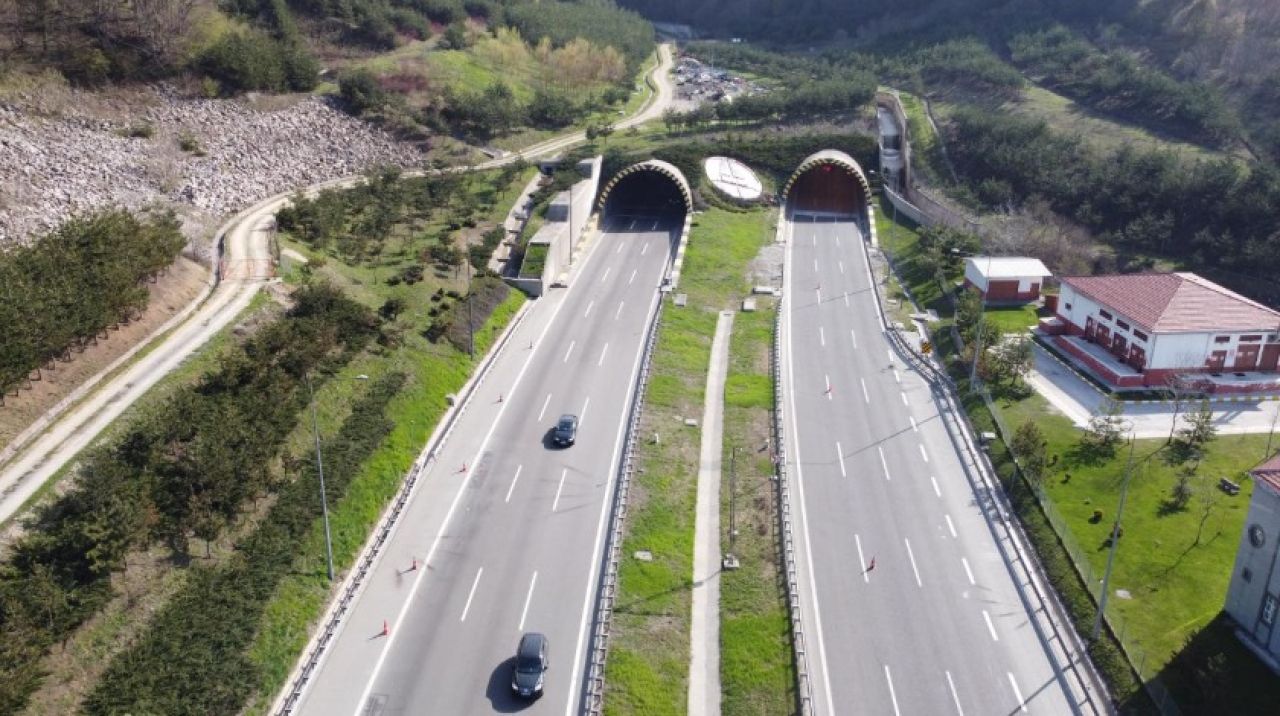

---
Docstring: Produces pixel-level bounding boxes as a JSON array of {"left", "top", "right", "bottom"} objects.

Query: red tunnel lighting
[{"left": 822, "top": 164, "right": 833, "bottom": 172}]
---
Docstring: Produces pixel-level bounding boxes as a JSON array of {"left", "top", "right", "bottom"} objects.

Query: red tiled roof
[
  {"left": 1060, "top": 272, "right": 1280, "bottom": 333},
  {"left": 1253, "top": 453, "right": 1280, "bottom": 495}
]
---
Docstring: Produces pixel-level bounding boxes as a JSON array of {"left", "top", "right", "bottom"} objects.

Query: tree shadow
[
  {"left": 612, "top": 578, "right": 696, "bottom": 616},
  {"left": 1065, "top": 439, "right": 1115, "bottom": 468},
  {"left": 1134, "top": 613, "right": 1280, "bottom": 715}
]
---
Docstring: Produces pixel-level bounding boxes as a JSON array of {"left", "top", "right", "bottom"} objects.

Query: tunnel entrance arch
[
  {"left": 783, "top": 150, "right": 872, "bottom": 219},
  {"left": 597, "top": 159, "right": 693, "bottom": 224}
]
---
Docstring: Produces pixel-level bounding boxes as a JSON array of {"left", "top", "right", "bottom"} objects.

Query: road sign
[{"left": 920, "top": 340, "right": 933, "bottom": 354}]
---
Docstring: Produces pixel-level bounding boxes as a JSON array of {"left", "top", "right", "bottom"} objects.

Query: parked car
[{"left": 511, "top": 632, "right": 549, "bottom": 698}]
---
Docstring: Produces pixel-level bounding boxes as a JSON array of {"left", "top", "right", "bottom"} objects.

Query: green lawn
[
  {"left": 982, "top": 303, "right": 1042, "bottom": 335},
  {"left": 605, "top": 207, "right": 776, "bottom": 716}
]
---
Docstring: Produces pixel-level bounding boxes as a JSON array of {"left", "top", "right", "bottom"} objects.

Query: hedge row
[
  {"left": 0, "top": 284, "right": 376, "bottom": 713},
  {"left": 83, "top": 371, "right": 406, "bottom": 715}
]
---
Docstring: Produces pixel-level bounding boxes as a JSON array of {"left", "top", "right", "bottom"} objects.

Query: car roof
[
  {"left": 518, "top": 632, "right": 547, "bottom": 657},
  {"left": 558, "top": 414, "right": 577, "bottom": 423}
]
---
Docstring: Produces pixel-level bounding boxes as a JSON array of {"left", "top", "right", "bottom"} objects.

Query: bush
[
  {"left": 339, "top": 69, "right": 386, "bottom": 115},
  {"left": 195, "top": 29, "right": 316, "bottom": 94}
]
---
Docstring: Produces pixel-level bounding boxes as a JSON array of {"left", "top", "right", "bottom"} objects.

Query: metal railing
[
  {"left": 773, "top": 296, "right": 816, "bottom": 715},
  {"left": 584, "top": 292, "right": 666, "bottom": 714}
]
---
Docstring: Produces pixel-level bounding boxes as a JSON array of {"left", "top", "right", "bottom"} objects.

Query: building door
[
  {"left": 1234, "top": 344, "right": 1261, "bottom": 371},
  {"left": 1096, "top": 325, "right": 1112, "bottom": 349},
  {"left": 1128, "top": 345, "right": 1146, "bottom": 370},
  {"left": 1028, "top": 282, "right": 1040, "bottom": 299},
  {"left": 1084, "top": 317, "right": 1096, "bottom": 340},
  {"left": 1261, "top": 344, "right": 1280, "bottom": 371},
  {"left": 1112, "top": 335, "right": 1128, "bottom": 359},
  {"left": 987, "top": 280, "right": 1018, "bottom": 300},
  {"left": 1206, "top": 351, "right": 1227, "bottom": 371}
]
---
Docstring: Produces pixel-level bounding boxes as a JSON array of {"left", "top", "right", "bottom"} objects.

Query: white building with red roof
[
  {"left": 1050, "top": 272, "right": 1280, "bottom": 390},
  {"left": 1225, "top": 453, "right": 1280, "bottom": 671},
  {"left": 963, "top": 256, "right": 1052, "bottom": 303}
]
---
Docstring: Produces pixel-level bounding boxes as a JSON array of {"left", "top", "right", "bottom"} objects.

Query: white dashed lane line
[{"left": 460, "top": 568, "right": 483, "bottom": 622}]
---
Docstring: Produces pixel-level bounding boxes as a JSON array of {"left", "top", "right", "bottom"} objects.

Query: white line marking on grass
[
  {"left": 904, "top": 538, "right": 922, "bottom": 587},
  {"left": 518, "top": 571, "right": 538, "bottom": 630},
  {"left": 460, "top": 568, "right": 483, "bottom": 622},
  {"left": 505, "top": 465, "right": 523, "bottom": 503}
]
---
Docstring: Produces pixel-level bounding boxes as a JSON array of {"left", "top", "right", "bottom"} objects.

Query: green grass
[
  {"left": 604, "top": 207, "right": 774, "bottom": 716},
  {"left": 519, "top": 243, "right": 548, "bottom": 278},
  {"left": 982, "top": 303, "right": 1041, "bottom": 335},
  {"left": 720, "top": 302, "right": 794, "bottom": 716}
]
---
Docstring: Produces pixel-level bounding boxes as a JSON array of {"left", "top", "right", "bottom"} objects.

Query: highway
[
  {"left": 782, "top": 215, "right": 1077, "bottom": 715},
  {"left": 294, "top": 214, "right": 679, "bottom": 715}
]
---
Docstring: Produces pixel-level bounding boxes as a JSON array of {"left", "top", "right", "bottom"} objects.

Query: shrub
[{"left": 339, "top": 69, "right": 386, "bottom": 116}]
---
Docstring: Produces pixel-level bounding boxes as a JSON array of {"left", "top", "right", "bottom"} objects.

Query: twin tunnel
[{"left": 596, "top": 150, "right": 871, "bottom": 226}]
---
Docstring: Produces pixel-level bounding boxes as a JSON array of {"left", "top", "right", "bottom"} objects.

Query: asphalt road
[
  {"left": 295, "top": 214, "right": 679, "bottom": 716},
  {"left": 783, "top": 215, "right": 1076, "bottom": 715}
]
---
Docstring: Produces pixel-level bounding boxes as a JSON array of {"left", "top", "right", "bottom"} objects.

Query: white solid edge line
[
  {"left": 785, "top": 217, "right": 836, "bottom": 716},
  {"left": 884, "top": 665, "right": 901, "bottom": 716},
  {"left": 904, "top": 538, "right": 922, "bottom": 587},
  {"left": 564, "top": 252, "right": 668, "bottom": 716},
  {"left": 962, "top": 557, "right": 976, "bottom": 585},
  {"left": 505, "top": 465, "right": 523, "bottom": 503},
  {"left": 945, "top": 514, "right": 957, "bottom": 538},
  {"left": 460, "top": 567, "right": 484, "bottom": 622},
  {"left": 350, "top": 206, "right": 605, "bottom": 716},
  {"left": 552, "top": 468, "right": 568, "bottom": 512},
  {"left": 836, "top": 441, "right": 846, "bottom": 478},
  {"left": 984, "top": 609, "right": 1000, "bottom": 642},
  {"left": 518, "top": 571, "right": 538, "bottom": 631},
  {"left": 946, "top": 671, "right": 966, "bottom": 716},
  {"left": 1007, "top": 672, "right": 1028, "bottom": 713}
]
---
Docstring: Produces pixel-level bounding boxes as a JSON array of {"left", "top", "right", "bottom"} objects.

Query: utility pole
[
  {"left": 304, "top": 372, "right": 336, "bottom": 582},
  {"left": 1093, "top": 433, "right": 1136, "bottom": 641},
  {"left": 969, "top": 254, "right": 992, "bottom": 393},
  {"left": 1266, "top": 399, "right": 1279, "bottom": 459},
  {"left": 729, "top": 446, "right": 737, "bottom": 559},
  {"left": 466, "top": 261, "right": 475, "bottom": 358}
]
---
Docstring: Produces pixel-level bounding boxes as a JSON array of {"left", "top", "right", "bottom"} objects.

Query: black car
[
  {"left": 511, "top": 632, "right": 549, "bottom": 698},
  {"left": 552, "top": 414, "right": 578, "bottom": 447}
]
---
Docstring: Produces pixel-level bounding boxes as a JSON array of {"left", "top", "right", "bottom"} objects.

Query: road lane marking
[
  {"left": 552, "top": 468, "right": 568, "bottom": 512},
  {"left": 931, "top": 476, "right": 941, "bottom": 497},
  {"left": 505, "top": 465, "right": 523, "bottom": 503},
  {"left": 598, "top": 343, "right": 609, "bottom": 366},
  {"left": 945, "top": 514, "right": 957, "bottom": 538},
  {"left": 860, "top": 378, "right": 870, "bottom": 404},
  {"left": 628, "top": 269, "right": 637, "bottom": 285},
  {"left": 815, "top": 288, "right": 822, "bottom": 304},
  {"left": 601, "top": 267, "right": 612, "bottom": 283},
  {"left": 825, "top": 374, "right": 832, "bottom": 401},
  {"left": 460, "top": 568, "right": 483, "bottom": 622},
  {"left": 519, "top": 571, "right": 538, "bottom": 630},
  {"left": 946, "top": 671, "right": 966, "bottom": 716},
  {"left": 563, "top": 341, "right": 576, "bottom": 363},
  {"left": 1007, "top": 673, "right": 1028, "bottom": 713},
  {"left": 851, "top": 330, "right": 857, "bottom": 349},
  {"left": 641, "top": 242, "right": 649, "bottom": 255},
  {"left": 819, "top": 326, "right": 826, "bottom": 346},
  {"left": 887, "top": 349, "right": 893, "bottom": 363},
  {"left": 814, "top": 258, "right": 818, "bottom": 272},
  {"left": 962, "top": 557, "right": 976, "bottom": 585},
  {"left": 909, "top": 416, "right": 918, "bottom": 432},
  {"left": 900, "top": 391, "right": 908, "bottom": 406},
  {"left": 893, "top": 368, "right": 901, "bottom": 383},
  {"left": 984, "top": 610, "right": 1000, "bottom": 641},
  {"left": 843, "top": 292, "right": 850, "bottom": 307},
  {"left": 878, "top": 446, "right": 891, "bottom": 481},
  {"left": 856, "top": 534, "right": 869, "bottom": 583},
  {"left": 839, "top": 260, "right": 845, "bottom": 274},
  {"left": 919, "top": 444, "right": 930, "bottom": 463},
  {"left": 884, "top": 665, "right": 901, "bottom": 716},
  {"left": 904, "top": 538, "right": 922, "bottom": 587},
  {"left": 584, "top": 300, "right": 594, "bottom": 317},
  {"left": 615, "top": 242, "right": 623, "bottom": 254},
  {"left": 538, "top": 393, "right": 552, "bottom": 421},
  {"left": 615, "top": 302, "right": 624, "bottom": 320},
  {"left": 580, "top": 397, "right": 590, "bottom": 425},
  {"left": 836, "top": 442, "right": 846, "bottom": 477}
]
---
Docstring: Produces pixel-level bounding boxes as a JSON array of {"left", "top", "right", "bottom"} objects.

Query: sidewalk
[
  {"left": 1028, "top": 342, "right": 1280, "bottom": 439},
  {"left": 688, "top": 311, "right": 732, "bottom": 716}
]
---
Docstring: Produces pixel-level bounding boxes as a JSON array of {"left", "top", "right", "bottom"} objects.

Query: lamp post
[
  {"left": 304, "top": 372, "right": 369, "bottom": 582},
  {"left": 1093, "top": 430, "right": 1137, "bottom": 641}
]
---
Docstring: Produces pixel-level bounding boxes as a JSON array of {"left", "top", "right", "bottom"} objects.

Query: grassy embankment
[
  {"left": 874, "top": 195, "right": 1280, "bottom": 711},
  {"left": 604, "top": 206, "right": 793, "bottom": 715}
]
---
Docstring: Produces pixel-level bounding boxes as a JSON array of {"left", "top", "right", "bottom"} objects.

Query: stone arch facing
[
  {"left": 596, "top": 159, "right": 694, "bottom": 219},
  {"left": 783, "top": 150, "right": 872, "bottom": 218}
]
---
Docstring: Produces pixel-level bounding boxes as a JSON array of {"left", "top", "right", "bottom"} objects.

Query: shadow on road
[{"left": 485, "top": 657, "right": 534, "bottom": 712}]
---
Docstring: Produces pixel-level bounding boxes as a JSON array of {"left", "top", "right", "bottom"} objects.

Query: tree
[
  {"left": 1010, "top": 420, "right": 1049, "bottom": 488},
  {"left": 339, "top": 69, "right": 385, "bottom": 116},
  {"left": 1083, "top": 396, "right": 1126, "bottom": 455},
  {"left": 1178, "top": 399, "right": 1217, "bottom": 453}
]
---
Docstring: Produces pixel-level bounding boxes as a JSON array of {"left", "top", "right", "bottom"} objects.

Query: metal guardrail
[
  {"left": 584, "top": 292, "right": 666, "bottom": 714},
  {"left": 274, "top": 302, "right": 533, "bottom": 715},
  {"left": 772, "top": 294, "right": 817, "bottom": 716}
]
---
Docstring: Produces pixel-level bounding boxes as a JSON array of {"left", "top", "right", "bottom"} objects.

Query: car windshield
[
  {"left": 517, "top": 655, "right": 542, "bottom": 672},
  {"left": 558, "top": 418, "right": 573, "bottom": 430}
]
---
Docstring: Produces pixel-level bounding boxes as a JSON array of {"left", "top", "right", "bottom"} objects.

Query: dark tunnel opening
[
  {"left": 787, "top": 163, "right": 867, "bottom": 218},
  {"left": 601, "top": 169, "right": 689, "bottom": 223}
]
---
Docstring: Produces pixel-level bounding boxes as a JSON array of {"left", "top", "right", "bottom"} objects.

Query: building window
[
  {"left": 1133, "top": 330, "right": 1148, "bottom": 341},
  {"left": 1063, "top": 302, "right": 1072, "bottom": 311},
  {"left": 1116, "top": 320, "right": 1130, "bottom": 331},
  {"left": 1264, "top": 594, "right": 1278, "bottom": 627},
  {"left": 1214, "top": 335, "right": 1231, "bottom": 344},
  {"left": 1099, "top": 309, "right": 1113, "bottom": 320},
  {"left": 1241, "top": 335, "right": 1263, "bottom": 342}
]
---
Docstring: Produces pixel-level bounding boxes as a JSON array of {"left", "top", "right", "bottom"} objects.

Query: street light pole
[
  {"left": 968, "top": 254, "right": 992, "bottom": 393},
  {"left": 304, "top": 372, "right": 336, "bottom": 583},
  {"left": 466, "top": 261, "right": 475, "bottom": 358},
  {"left": 729, "top": 446, "right": 737, "bottom": 560},
  {"left": 1266, "top": 399, "right": 1279, "bottom": 459},
  {"left": 1093, "top": 433, "right": 1136, "bottom": 640}
]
